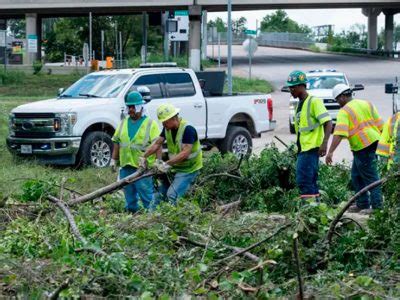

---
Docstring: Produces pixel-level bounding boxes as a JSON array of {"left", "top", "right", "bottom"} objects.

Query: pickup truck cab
[
  {"left": 282, "top": 69, "right": 364, "bottom": 134},
  {"left": 7, "top": 66, "right": 275, "bottom": 167}
]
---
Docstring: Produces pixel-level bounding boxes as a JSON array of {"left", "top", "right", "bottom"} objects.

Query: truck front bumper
[{"left": 6, "top": 136, "right": 81, "bottom": 156}]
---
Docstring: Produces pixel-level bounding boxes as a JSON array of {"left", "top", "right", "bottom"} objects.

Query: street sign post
[{"left": 243, "top": 36, "right": 258, "bottom": 80}]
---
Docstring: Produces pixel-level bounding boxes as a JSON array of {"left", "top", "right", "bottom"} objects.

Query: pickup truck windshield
[
  {"left": 307, "top": 75, "right": 346, "bottom": 90},
  {"left": 60, "top": 74, "right": 131, "bottom": 98}
]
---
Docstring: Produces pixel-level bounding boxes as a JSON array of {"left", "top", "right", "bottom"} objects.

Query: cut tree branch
[
  {"left": 325, "top": 172, "right": 400, "bottom": 245},
  {"left": 67, "top": 169, "right": 155, "bottom": 206}
]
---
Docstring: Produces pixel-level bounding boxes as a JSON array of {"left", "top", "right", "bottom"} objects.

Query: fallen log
[{"left": 68, "top": 169, "right": 155, "bottom": 206}]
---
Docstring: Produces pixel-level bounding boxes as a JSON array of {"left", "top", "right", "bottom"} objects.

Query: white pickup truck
[{"left": 7, "top": 66, "right": 275, "bottom": 167}]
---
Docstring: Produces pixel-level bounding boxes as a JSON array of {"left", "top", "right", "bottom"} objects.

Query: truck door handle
[{"left": 194, "top": 103, "right": 203, "bottom": 108}]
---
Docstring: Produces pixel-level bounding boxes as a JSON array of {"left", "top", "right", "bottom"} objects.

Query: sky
[{"left": 208, "top": 9, "right": 400, "bottom": 33}]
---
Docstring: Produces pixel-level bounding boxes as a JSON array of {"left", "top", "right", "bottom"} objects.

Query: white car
[
  {"left": 283, "top": 70, "right": 364, "bottom": 134},
  {"left": 7, "top": 66, "right": 276, "bottom": 167}
]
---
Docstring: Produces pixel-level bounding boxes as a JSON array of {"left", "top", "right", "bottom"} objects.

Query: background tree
[
  {"left": 207, "top": 17, "right": 227, "bottom": 32},
  {"left": 260, "top": 9, "right": 311, "bottom": 34},
  {"left": 232, "top": 17, "right": 247, "bottom": 34},
  {"left": 8, "top": 19, "right": 26, "bottom": 38}
]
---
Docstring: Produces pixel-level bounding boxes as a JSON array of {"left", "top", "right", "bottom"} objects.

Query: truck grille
[
  {"left": 323, "top": 99, "right": 340, "bottom": 110},
  {"left": 13, "top": 113, "right": 57, "bottom": 138}
]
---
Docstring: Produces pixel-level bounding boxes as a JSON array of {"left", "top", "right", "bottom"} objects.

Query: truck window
[
  {"left": 129, "top": 74, "right": 163, "bottom": 99},
  {"left": 164, "top": 73, "right": 196, "bottom": 98}
]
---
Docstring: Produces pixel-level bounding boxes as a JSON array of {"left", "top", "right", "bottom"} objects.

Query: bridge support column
[
  {"left": 201, "top": 10, "right": 207, "bottom": 60},
  {"left": 189, "top": 5, "right": 201, "bottom": 71},
  {"left": 362, "top": 8, "right": 381, "bottom": 50},
  {"left": 0, "top": 19, "right": 6, "bottom": 65},
  {"left": 383, "top": 9, "right": 399, "bottom": 52},
  {"left": 24, "top": 13, "right": 40, "bottom": 65}
]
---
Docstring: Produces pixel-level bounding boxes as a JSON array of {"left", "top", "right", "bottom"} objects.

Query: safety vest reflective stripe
[
  {"left": 343, "top": 102, "right": 380, "bottom": 146},
  {"left": 298, "top": 96, "right": 320, "bottom": 132},
  {"left": 335, "top": 124, "right": 349, "bottom": 132},
  {"left": 376, "top": 142, "right": 391, "bottom": 154},
  {"left": 317, "top": 112, "right": 330, "bottom": 121},
  {"left": 119, "top": 119, "right": 152, "bottom": 151},
  {"left": 389, "top": 115, "right": 398, "bottom": 136}
]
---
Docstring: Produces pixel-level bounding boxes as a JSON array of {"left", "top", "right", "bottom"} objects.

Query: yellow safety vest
[
  {"left": 112, "top": 116, "right": 159, "bottom": 168},
  {"left": 376, "top": 112, "right": 400, "bottom": 169},
  {"left": 334, "top": 99, "right": 383, "bottom": 151},
  {"left": 165, "top": 119, "right": 203, "bottom": 173},
  {"left": 295, "top": 95, "right": 331, "bottom": 152}
]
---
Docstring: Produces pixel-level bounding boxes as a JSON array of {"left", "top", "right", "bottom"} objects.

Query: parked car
[
  {"left": 282, "top": 69, "right": 364, "bottom": 134},
  {"left": 7, "top": 66, "right": 276, "bottom": 167}
]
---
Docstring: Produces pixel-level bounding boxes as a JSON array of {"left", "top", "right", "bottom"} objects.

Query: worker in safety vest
[
  {"left": 111, "top": 91, "right": 160, "bottom": 213},
  {"left": 326, "top": 84, "right": 384, "bottom": 213},
  {"left": 376, "top": 112, "right": 400, "bottom": 170},
  {"left": 141, "top": 103, "right": 203, "bottom": 206},
  {"left": 286, "top": 70, "right": 333, "bottom": 201}
]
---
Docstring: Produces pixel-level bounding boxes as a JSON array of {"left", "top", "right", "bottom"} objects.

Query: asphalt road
[{"left": 208, "top": 45, "right": 399, "bottom": 164}]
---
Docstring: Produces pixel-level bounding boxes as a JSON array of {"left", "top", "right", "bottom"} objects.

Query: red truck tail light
[{"left": 267, "top": 98, "right": 273, "bottom": 121}]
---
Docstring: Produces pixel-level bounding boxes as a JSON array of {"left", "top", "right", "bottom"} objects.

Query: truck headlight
[
  {"left": 8, "top": 113, "right": 15, "bottom": 136},
  {"left": 54, "top": 112, "right": 77, "bottom": 136}
]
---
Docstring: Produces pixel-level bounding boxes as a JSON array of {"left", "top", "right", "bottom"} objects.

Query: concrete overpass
[{"left": 0, "top": 0, "right": 399, "bottom": 69}]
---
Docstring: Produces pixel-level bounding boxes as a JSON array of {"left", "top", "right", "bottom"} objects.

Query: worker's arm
[
  {"left": 143, "top": 136, "right": 164, "bottom": 158},
  {"left": 112, "top": 143, "right": 120, "bottom": 160},
  {"left": 166, "top": 144, "right": 193, "bottom": 166},
  {"left": 325, "top": 135, "right": 343, "bottom": 165},
  {"left": 319, "top": 120, "right": 333, "bottom": 157}
]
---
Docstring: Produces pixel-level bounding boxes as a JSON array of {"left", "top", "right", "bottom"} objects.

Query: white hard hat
[
  {"left": 332, "top": 83, "right": 352, "bottom": 99},
  {"left": 137, "top": 86, "right": 152, "bottom": 103}
]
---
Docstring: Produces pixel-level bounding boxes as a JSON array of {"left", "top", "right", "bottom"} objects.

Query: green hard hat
[
  {"left": 125, "top": 91, "right": 145, "bottom": 106},
  {"left": 286, "top": 70, "right": 308, "bottom": 87}
]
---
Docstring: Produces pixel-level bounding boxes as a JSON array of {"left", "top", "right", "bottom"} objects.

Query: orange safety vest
[{"left": 334, "top": 99, "right": 383, "bottom": 151}]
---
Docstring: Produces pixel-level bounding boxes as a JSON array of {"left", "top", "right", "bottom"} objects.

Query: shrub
[
  {"left": 32, "top": 60, "right": 43, "bottom": 75},
  {"left": 0, "top": 69, "right": 25, "bottom": 85}
]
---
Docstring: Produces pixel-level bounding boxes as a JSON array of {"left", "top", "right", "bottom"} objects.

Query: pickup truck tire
[
  {"left": 78, "top": 131, "right": 113, "bottom": 168},
  {"left": 219, "top": 125, "right": 253, "bottom": 156},
  {"left": 289, "top": 120, "right": 296, "bottom": 134}
]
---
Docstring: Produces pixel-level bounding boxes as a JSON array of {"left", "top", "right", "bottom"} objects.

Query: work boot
[
  {"left": 347, "top": 204, "right": 367, "bottom": 213},
  {"left": 359, "top": 208, "right": 373, "bottom": 215}
]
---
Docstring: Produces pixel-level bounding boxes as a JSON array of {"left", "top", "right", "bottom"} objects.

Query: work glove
[
  {"left": 110, "top": 159, "right": 119, "bottom": 173},
  {"left": 139, "top": 156, "right": 148, "bottom": 169},
  {"left": 155, "top": 159, "right": 171, "bottom": 173}
]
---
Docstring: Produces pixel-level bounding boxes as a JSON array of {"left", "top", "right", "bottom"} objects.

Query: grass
[
  {"left": 0, "top": 73, "right": 82, "bottom": 98},
  {"left": 227, "top": 76, "right": 274, "bottom": 94},
  {"left": 0, "top": 72, "right": 273, "bottom": 197}
]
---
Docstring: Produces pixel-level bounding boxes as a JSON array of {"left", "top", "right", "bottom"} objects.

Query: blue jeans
[
  {"left": 296, "top": 149, "right": 320, "bottom": 198},
  {"left": 119, "top": 165, "right": 154, "bottom": 212},
  {"left": 152, "top": 171, "right": 199, "bottom": 209},
  {"left": 352, "top": 146, "right": 382, "bottom": 209}
]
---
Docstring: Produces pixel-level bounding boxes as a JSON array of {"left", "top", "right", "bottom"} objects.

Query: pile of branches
[{"left": 1, "top": 146, "right": 399, "bottom": 299}]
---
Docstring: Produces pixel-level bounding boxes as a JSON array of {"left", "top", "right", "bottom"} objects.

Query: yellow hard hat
[{"left": 157, "top": 104, "right": 180, "bottom": 122}]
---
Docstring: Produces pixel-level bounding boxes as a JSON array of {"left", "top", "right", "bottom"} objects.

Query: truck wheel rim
[
  {"left": 232, "top": 134, "right": 249, "bottom": 155},
  {"left": 90, "top": 140, "right": 111, "bottom": 167}
]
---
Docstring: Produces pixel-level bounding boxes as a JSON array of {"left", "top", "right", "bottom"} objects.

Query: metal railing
[{"left": 208, "top": 30, "right": 315, "bottom": 49}]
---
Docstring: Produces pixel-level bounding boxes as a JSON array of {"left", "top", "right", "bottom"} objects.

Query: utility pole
[
  {"left": 101, "top": 30, "right": 104, "bottom": 62},
  {"left": 227, "top": 0, "right": 233, "bottom": 95},
  {"left": 89, "top": 12, "right": 93, "bottom": 61},
  {"left": 142, "top": 12, "right": 148, "bottom": 64}
]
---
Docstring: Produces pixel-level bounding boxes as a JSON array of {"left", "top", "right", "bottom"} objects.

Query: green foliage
[
  {"left": 32, "top": 60, "right": 43, "bottom": 75},
  {"left": 309, "top": 44, "right": 321, "bottom": 52},
  {"left": 260, "top": 10, "right": 311, "bottom": 34},
  {"left": 0, "top": 69, "right": 25, "bottom": 85},
  {"left": 20, "top": 179, "right": 55, "bottom": 202},
  {"left": 1, "top": 149, "right": 400, "bottom": 298},
  {"left": 207, "top": 17, "right": 227, "bottom": 32}
]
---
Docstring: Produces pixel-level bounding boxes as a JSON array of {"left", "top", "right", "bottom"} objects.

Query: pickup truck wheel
[
  {"left": 289, "top": 120, "right": 296, "bottom": 134},
  {"left": 79, "top": 131, "right": 113, "bottom": 168},
  {"left": 219, "top": 126, "right": 252, "bottom": 156}
]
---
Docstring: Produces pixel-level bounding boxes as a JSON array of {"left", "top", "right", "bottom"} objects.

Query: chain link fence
[{"left": 208, "top": 30, "right": 315, "bottom": 49}]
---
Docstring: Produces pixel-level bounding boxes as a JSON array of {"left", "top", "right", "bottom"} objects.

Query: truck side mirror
[
  {"left": 385, "top": 83, "right": 398, "bottom": 94},
  {"left": 352, "top": 84, "right": 364, "bottom": 91},
  {"left": 281, "top": 86, "right": 290, "bottom": 93},
  {"left": 58, "top": 88, "right": 65, "bottom": 96}
]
